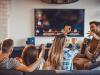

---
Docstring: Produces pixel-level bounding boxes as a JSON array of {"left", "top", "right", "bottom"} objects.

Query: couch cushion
[{"left": 0, "top": 70, "right": 23, "bottom": 75}]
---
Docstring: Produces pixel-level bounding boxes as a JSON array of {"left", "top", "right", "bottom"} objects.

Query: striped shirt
[{"left": 0, "top": 57, "right": 21, "bottom": 69}]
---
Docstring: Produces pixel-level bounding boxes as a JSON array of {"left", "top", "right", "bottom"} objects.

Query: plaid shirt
[{"left": 62, "top": 48, "right": 79, "bottom": 70}]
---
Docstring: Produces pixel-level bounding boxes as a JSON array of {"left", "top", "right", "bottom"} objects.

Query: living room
[{"left": 0, "top": 0, "right": 100, "bottom": 75}]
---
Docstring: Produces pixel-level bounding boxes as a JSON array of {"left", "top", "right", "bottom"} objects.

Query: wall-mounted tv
[{"left": 34, "top": 9, "right": 84, "bottom": 37}]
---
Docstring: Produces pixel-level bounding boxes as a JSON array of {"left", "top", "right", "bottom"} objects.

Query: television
[{"left": 34, "top": 9, "right": 84, "bottom": 37}]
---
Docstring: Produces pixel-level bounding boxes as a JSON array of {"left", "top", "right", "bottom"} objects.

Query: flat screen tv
[{"left": 34, "top": 9, "right": 84, "bottom": 37}]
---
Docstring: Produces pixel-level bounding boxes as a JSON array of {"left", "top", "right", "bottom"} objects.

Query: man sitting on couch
[{"left": 73, "top": 21, "right": 100, "bottom": 70}]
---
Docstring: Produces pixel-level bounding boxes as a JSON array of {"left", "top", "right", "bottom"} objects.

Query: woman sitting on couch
[
  {"left": 20, "top": 44, "right": 45, "bottom": 70},
  {"left": 43, "top": 34, "right": 66, "bottom": 70},
  {"left": 43, "top": 25, "right": 71, "bottom": 70}
]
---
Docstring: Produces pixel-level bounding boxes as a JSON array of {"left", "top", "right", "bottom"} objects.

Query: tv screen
[{"left": 34, "top": 9, "right": 84, "bottom": 37}]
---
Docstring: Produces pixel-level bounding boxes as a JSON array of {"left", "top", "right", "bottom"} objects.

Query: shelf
[{"left": 40, "top": 0, "right": 79, "bottom": 4}]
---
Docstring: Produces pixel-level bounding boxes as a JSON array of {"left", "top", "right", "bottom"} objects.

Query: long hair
[
  {"left": 47, "top": 34, "right": 66, "bottom": 69},
  {"left": 22, "top": 45, "right": 38, "bottom": 66}
]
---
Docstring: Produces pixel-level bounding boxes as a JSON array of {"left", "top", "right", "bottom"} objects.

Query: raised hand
[
  {"left": 87, "top": 31, "right": 94, "bottom": 36},
  {"left": 41, "top": 44, "right": 45, "bottom": 50}
]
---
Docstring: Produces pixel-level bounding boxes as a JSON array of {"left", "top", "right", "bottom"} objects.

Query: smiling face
[{"left": 90, "top": 23, "right": 97, "bottom": 32}]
